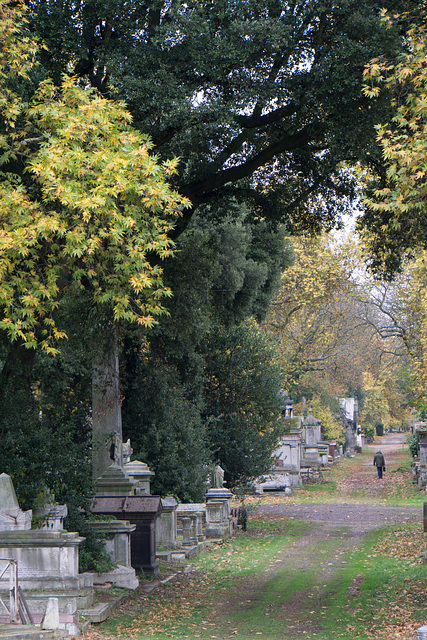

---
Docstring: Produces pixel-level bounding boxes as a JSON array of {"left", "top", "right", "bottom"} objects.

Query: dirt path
[{"left": 201, "top": 435, "right": 421, "bottom": 639}]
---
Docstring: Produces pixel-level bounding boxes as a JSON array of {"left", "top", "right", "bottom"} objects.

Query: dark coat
[{"left": 373, "top": 451, "right": 385, "bottom": 467}]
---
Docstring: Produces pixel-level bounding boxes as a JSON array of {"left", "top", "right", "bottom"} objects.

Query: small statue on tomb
[
  {"left": 108, "top": 431, "right": 123, "bottom": 466},
  {"left": 211, "top": 464, "right": 224, "bottom": 488},
  {"left": 122, "top": 439, "right": 133, "bottom": 464}
]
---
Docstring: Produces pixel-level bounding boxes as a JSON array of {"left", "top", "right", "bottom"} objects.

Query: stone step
[
  {"left": 78, "top": 592, "right": 128, "bottom": 624},
  {"left": 0, "top": 625, "right": 67, "bottom": 640},
  {"left": 0, "top": 588, "right": 94, "bottom": 613}
]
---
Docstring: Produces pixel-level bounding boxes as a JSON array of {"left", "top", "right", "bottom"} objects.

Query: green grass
[
  {"left": 300, "top": 479, "right": 338, "bottom": 493},
  {"left": 97, "top": 518, "right": 427, "bottom": 640},
  {"left": 305, "top": 525, "right": 427, "bottom": 639},
  {"left": 246, "top": 515, "right": 313, "bottom": 536},
  {"left": 195, "top": 519, "right": 311, "bottom": 578}
]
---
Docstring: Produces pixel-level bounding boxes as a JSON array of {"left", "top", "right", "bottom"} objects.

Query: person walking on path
[{"left": 373, "top": 450, "right": 386, "bottom": 479}]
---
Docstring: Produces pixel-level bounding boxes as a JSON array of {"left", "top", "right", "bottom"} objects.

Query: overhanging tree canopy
[{"left": 29, "top": 0, "right": 410, "bottom": 236}]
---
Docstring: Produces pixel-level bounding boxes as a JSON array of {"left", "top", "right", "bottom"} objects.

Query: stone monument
[
  {"left": 302, "top": 409, "right": 323, "bottom": 465},
  {"left": 91, "top": 437, "right": 161, "bottom": 576},
  {"left": 205, "top": 465, "right": 233, "bottom": 539}
]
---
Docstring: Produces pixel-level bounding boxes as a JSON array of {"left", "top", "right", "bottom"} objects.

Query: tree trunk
[{"left": 91, "top": 324, "right": 123, "bottom": 480}]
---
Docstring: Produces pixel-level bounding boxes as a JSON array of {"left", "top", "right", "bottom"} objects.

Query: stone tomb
[
  {"left": 88, "top": 519, "right": 139, "bottom": 589},
  {"left": 0, "top": 474, "right": 92, "bottom": 635},
  {"left": 273, "top": 427, "right": 303, "bottom": 488},
  {"left": 0, "top": 474, "right": 85, "bottom": 591},
  {"left": 92, "top": 495, "right": 162, "bottom": 575}
]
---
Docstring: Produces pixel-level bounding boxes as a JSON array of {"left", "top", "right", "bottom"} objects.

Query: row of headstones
[
  {"left": 156, "top": 496, "right": 233, "bottom": 551},
  {"left": 91, "top": 491, "right": 234, "bottom": 578}
]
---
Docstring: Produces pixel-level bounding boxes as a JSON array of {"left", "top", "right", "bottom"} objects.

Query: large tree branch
[
  {"left": 183, "top": 127, "right": 313, "bottom": 200},
  {"left": 234, "top": 103, "right": 298, "bottom": 129}
]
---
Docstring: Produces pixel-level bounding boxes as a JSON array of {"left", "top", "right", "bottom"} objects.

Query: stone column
[
  {"left": 189, "top": 515, "right": 198, "bottom": 546},
  {"left": 419, "top": 430, "right": 427, "bottom": 466},
  {"left": 195, "top": 512, "right": 205, "bottom": 542},
  {"left": 181, "top": 517, "right": 191, "bottom": 547}
]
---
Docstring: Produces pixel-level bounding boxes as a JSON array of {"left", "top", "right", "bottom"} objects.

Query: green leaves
[{"left": 0, "top": 31, "right": 190, "bottom": 349}]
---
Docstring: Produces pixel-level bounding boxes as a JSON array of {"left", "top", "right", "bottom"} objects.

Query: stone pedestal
[
  {"left": 124, "top": 460, "right": 155, "bottom": 496},
  {"left": 205, "top": 488, "right": 232, "bottom": 538},
  {"left": 94, "top": 464, "right": 135, "bottom": 497},
  {"left": 302, "top": 446, "right": 321, "bottom": 466},
  {"left": 205, "top": 500, "right": 232, "bottom": 539},
  {"left": 92, "top": 496, "right": 162, "bottom": 575},
  {"left": 156, "top": 497, "right": 178, "bottom": 549}
]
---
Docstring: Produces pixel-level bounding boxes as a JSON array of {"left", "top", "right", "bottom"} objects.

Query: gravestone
[
  {"left": 302, "top": 410, "right": 323, "bottom": 465},
  {"left": 0, "top": 473, "right": 32, "bottom": 531},
  {"left": 419, "top": 430, "right": 427, "bottom": 466},
  {"left": 205, "top": 468, "right": 233, "bottom": 539},
  {"left": 274, "top": 426, "right": 303, "bottom": 488}
]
